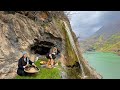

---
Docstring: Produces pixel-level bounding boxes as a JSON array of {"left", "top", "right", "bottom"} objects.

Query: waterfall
[{"left": 63, "top": 21, "right": 87, "bottom": 79}]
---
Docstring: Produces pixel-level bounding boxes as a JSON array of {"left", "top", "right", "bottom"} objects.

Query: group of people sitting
[{"left": 17, "top": 45, "right": 60, "bottom": 76}]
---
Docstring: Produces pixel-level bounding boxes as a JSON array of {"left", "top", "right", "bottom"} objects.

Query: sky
[{"left": 68, "top": 11, "right": 120, "bottom": 40}]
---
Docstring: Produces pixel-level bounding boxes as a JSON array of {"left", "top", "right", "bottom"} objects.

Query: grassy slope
[
  {"left": 92, "top": 33, "right": 120, "bottom": 53},
  {"left": 15, "top": 59, "right": 61, "bottom": 79}
]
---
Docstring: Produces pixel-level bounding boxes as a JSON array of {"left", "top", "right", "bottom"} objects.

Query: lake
[{"left": 83, "top": 51, "right": 120, "bottom": 79}]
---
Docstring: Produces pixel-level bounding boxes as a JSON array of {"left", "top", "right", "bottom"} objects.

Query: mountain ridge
[{"left": 80, "top": 20, "right": 120, "bottom": 55}]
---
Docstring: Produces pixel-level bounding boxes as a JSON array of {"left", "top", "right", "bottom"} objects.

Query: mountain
[
  {"left": 80, "top": 20, "right": 120, "bottom": 55},
  {"left": 0, "top": 11, "right": 101, "bottom": 79}
]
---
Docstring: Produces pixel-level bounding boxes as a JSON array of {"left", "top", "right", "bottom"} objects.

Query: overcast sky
[{"left": 68, "top": 11, "right": 120, "bottom": 40}]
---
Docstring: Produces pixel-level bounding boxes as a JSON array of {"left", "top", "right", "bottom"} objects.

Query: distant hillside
[{"left": 80, "top": 21, "right": 120, "bottom": 55}]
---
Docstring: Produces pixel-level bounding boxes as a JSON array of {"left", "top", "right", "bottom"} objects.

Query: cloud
[{"left": 68, "top": 11, "right": 120, "bottom": 40}]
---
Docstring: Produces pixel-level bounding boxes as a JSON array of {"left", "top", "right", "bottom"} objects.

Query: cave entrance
[{"left": 30, "top": 41, "right": 54, "bottom": 55}]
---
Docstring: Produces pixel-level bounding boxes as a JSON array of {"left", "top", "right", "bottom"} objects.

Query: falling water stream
[{"left": 63, "top": 21, "right": 86, "bottom": 78}]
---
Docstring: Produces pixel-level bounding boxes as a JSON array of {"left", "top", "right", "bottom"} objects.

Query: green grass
[
  {"left": 91, "top": 33, "right": 120, "bottom": 54},
  {"left": 15, "top": 59, "right": 61, "bottom": 79}
]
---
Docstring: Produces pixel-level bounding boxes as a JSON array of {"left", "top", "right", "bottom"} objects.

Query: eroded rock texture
[{"left": 0, "top": 11, "right": 102, "bottom": 79}]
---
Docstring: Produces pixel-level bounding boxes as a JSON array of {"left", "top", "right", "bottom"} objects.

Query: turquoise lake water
[{"left": 83, "top": 52, "right": 120, "bottom": 79}]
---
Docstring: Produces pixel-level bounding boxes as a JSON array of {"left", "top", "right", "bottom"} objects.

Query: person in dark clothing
[
  {"left": 46, "top": 45, "right": 60, "bottom": 68},
  {"left": 17, "top": 51, "right": 36, "bottom": 76}
]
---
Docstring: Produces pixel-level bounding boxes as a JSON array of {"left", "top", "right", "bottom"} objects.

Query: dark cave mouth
[{"left": 30, "top": 41, "right": 54, "bottom": 55}]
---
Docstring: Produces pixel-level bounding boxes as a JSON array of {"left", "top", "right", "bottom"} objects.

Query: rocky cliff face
[{"left": 0, "top": 11, "right": 101, "bottom": 79}]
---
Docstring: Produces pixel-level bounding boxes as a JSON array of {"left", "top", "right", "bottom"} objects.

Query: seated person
[
  {"left": 46, "top": 45, "right": 60, "bottom": 68},
  {"left": 17, "top": 51, "right": 36, "bottom": 76}
]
